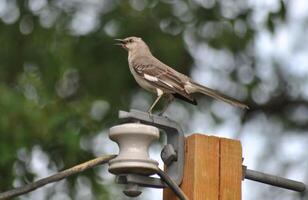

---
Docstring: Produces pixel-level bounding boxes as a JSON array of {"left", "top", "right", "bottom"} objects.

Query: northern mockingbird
[{"left": 115, "top": 36, "right": 249, "bottom": 115}]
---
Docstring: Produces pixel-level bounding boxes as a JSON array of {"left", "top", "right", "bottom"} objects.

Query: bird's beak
[
  {"left": 115, "top": 38, "right": 125, "bottom": 42},
  {"left": 114, "top": 38, "right": 126, "bottom": 47}
]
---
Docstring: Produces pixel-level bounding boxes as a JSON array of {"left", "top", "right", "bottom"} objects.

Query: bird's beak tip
[{"left": 114, "top": 39, "right": 126, "bottom": 48}]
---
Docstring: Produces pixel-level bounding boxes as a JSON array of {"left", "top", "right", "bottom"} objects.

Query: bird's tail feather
[{"left": 190, "top": 82, "right": 249, "bottom": 109}]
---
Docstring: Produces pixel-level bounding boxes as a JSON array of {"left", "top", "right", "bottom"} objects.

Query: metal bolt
[
  {"left": 161, "top": 144, "right": 177, "bottom": 166},
  {"left": 123, "top": 183, "right": 142, "bottom": 197}
]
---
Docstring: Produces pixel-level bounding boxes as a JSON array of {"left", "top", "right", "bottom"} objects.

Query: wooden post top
[{"left": 163, "top": 134, "right": 242, "bottom": 200}]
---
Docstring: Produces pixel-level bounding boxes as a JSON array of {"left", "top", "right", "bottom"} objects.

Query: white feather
[
  {"left": 184, "top": 81, "right": 197, "bottom": 93},
  {"left": 161, "top": 80, "right": 174, "bottom": 88},
  {"left": 144, "top": 74, "right": 158, "bottom": 82}
]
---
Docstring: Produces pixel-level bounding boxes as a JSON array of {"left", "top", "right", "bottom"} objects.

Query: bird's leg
[
  {"left": 158, "top": 94, "right": 174, "bottom": 116},
  {"left": 147, "top": 94, "right": 163, "bottom": 115}
]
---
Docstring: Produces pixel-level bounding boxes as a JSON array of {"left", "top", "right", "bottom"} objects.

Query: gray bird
[{"left": 115, "top": 36, "right": 249, "bottom": 115}]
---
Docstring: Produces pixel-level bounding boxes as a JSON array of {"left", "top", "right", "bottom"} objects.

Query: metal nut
[
  {"left": 123, "top": 183, "right": 142, "bottom": 197},
  {"left": 161, "top": 144, "right": 177, "bottom": 166}
]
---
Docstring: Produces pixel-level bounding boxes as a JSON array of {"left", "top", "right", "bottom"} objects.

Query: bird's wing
[{"left": 133, "top": 61, "right": 196, "bottom": 104}]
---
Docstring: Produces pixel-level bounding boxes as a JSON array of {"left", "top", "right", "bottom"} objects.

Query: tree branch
[{"left": 0, "top": 154, "right": 117, "bottom": 200}]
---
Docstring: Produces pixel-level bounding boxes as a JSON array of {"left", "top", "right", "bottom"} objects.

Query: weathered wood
[
  {"left": 219, "top": 138, "right": 242, "bottom": 200},
  {"left": 163, "top": 134, "right": 242, "bottom": 200}
]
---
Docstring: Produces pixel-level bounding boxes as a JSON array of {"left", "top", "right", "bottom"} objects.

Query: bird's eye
[{"left": 129, "top": 39, "right": 133, "bottom": 43}]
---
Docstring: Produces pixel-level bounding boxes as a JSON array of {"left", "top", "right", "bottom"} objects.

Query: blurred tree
[{"left": 0, "top": 0, "right": 307, "bottom": 199}]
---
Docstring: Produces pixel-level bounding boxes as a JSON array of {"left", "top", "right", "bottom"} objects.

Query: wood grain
[
  {"left": 219, "top": 138, "right": 242, "bottom": 200},
  {"left": 163, "top": 134, "right": 242, "bottom": 200}
]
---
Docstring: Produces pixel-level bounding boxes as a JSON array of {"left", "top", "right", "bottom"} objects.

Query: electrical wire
[{"left": 156, "top": 168, "right": 189, "bottom": 200}]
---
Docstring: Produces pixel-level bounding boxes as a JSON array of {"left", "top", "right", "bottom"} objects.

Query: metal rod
[
  {"left": 116, "top": 174, "right": 166, "bottom": 188},
  {"left": 156, "top": 168, "right": 188, "bottom": 200},
  {"left": 243, "top": 166, "right": 306, "bottom": 192}
]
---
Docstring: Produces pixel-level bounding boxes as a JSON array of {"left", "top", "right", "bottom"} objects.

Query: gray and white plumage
[{"left": 115, "top": 36, "right": 249, "bottom": 114}]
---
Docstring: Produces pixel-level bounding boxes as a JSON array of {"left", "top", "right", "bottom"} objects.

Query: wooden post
[{"left": 163, "top": 134, "right": 242, "bottom": 200}]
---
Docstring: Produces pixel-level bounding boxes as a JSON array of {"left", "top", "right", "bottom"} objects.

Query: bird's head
[{"left": 115, "top": 36, "right": 148, "bottom": 52}]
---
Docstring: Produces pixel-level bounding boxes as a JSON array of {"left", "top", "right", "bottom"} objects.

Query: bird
[{"left": 115, "top": 36, "right": 249, "bottom": 115}]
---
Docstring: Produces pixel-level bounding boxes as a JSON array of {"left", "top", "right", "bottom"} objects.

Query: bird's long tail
[{"left": 189, "top": 81, "right": 249, "bottom": 109}]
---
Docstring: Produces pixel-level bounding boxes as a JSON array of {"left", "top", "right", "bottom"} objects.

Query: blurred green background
[{"left": 0, "top": 0, "right": 307, "bottom": 199}]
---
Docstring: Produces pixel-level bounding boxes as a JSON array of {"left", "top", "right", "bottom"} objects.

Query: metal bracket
[
  {"left": 116, "top": 174, "right": 166, "bottom": 188},
  {"left": 117, "top": 109, "right": 185, "bottom": 188}
]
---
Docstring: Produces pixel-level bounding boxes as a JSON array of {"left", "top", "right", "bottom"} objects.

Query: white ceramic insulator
[{"left": 108, "top": 123, "right": 160, "bottom": 175}]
